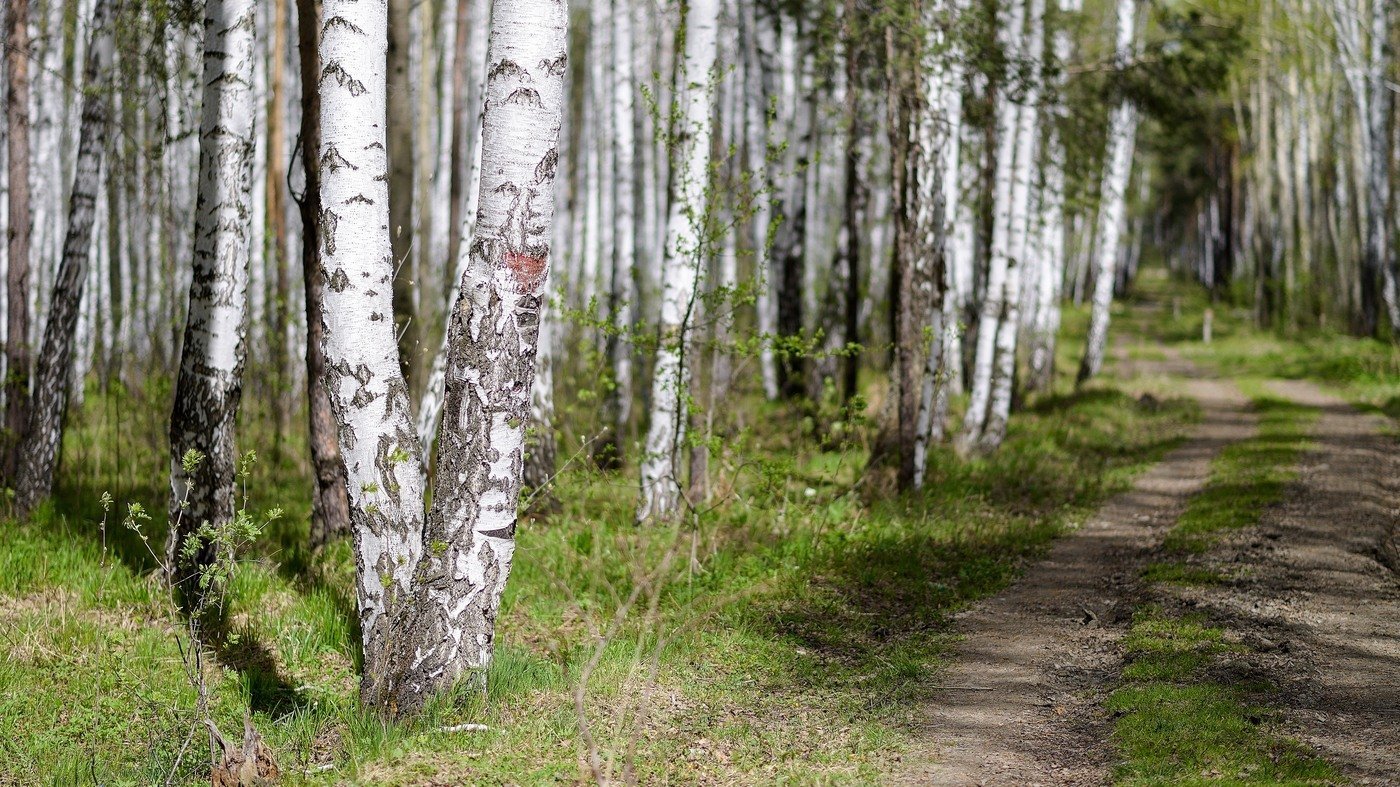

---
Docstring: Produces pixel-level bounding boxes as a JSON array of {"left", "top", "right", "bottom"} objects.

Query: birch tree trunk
[
  {"left": 958, "top": 0, "right": 1026, "bottom": 449},
  {"left": 980, "top": 0, "right": 1045, "bottom": 452},
  {"left": 296, "top": 0, "right": 352, "bottom": 549},
  {"left": 637, "top": 0, "right": 720, "bottom": 522},
  {"left": 3, "top": 0, "right": 31, "bottom": 482},
  {"left": 912, "top": 0, "right": 964, "bottom": 486},
  {"left": 378, "top": 0, "right": 567, "bottom": 714},
  {"left": 14, "top": 0, "right": 117, "bottom": 514},
  {"left": 1077, "top": 0, "right": 1138, "bottom": 384},
  {"left": 741, "top": 0, "right": 780, "bottom": 401},
  {"left": 319, "top": 0, "right": 429, "bottom": 701},
  {"left": 166, "top": 0, "right": 258, "bottom": 603},
  {"left": 1026, "top": 0, "right": 1075, "bottom": 392}
]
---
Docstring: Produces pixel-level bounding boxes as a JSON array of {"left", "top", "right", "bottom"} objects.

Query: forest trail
[
  {"left": 898, "top": 354, "right": 1256, "bottom": 785},
  {"left": 899, "top": 361, "right": 1400, "bottom": 785},
  {"left": 1185, "top": 379, "right": 1400, "bottom": 784}
]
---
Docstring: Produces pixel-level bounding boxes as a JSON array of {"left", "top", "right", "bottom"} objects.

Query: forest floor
[
  {"left": 903, "top": 290, "right": 1400, "bottom": 785},
  {"left": 4, "top": 273, "right": 1399, "bottom": 785}
]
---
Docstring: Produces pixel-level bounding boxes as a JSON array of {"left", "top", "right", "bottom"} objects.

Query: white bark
[
  {"left": 980, "top": 0, "right": 1045, "bottom": 450},
  {"left": 318, "top": 0, "right": 427, "bottom": 695},
  {"left": 166, "top": 0, "right": 258, "bottom": 600},
  {"left": 384, "top": 0, "right": 568, "bottom": 713},
  {"left": 1077, "top": 0, "right": 1138, "bottom": 383},
  {"left": 637, "top": 0, "right": 720, "bottom": 522},
  {"left": 958, "top": 0, "right": 1027, "bottom": 449},
  {"left": 742, "top": 0, "right": 779, "bottom": 400},
  {"left": 1026, "top": 0, "right": 1077, "bottom": 392},
  {"left": 606, "top": 0, "right": 637, "bottom": 441}
]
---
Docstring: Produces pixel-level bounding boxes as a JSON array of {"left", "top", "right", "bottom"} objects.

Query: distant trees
[{"left": 9, "top": 0, "right": 1392, "bottom": 726}]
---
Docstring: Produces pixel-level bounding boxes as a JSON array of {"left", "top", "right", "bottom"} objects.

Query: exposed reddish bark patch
[{"left": 503, "top": 250, "right": 547, "bottom": 291}]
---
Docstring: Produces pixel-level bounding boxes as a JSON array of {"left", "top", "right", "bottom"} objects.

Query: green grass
[
  {"left": 1109, "top": 608, "right": 1337, "bottom": 785},
  {"left": 1109, "top": 378, "right": 1336, "bottom": 784},
  {"left": 1163, "top": 388, "right": 1316, "bottom": 553},
  {"left": 1, "top": 359, "right": 1197, "bottom": 783}
]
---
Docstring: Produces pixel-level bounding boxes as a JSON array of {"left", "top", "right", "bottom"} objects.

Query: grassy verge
[
  {"left": 1162, "top": 386, "right": 1317, "bottom": 554},
  {"left": 1109, "top": 607, "right": 1336, "bottom": 784},
  {"left": 2, "top": 370, "right": 1196, "bottom": 784},
  {"left": 1110, "top": 386, "right": 1334, "bottom": 784}
]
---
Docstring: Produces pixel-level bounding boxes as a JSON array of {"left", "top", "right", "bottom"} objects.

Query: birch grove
[{"left": 6, "top": 0, "right": 1396, "bottom": 749}]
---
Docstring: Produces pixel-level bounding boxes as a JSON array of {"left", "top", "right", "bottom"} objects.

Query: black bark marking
[
  {"left": 532, "top": 148, "right": 557, "bottom": 185},
  {"left": 320, "top": 61, "right": 367, "bottom": 96},
  {"left": 321, "top": 15, "right": 366, "bottom": 35},
  {"left": 320, "top": 208, "right": 340, "bottom": 255},
  {"left": 345, "top": 194, "right": 374, "bottom": 205},
  {"left": 488, "top": 59, "right": 528, "bottom": 81},
  {"left": 538, "top": 54, "right": 567, "bottom": 77},
  {"left": 320, "top": 145, "right": 357, "bottom": 172},
  {"left": 329, "top": 268, "right": 352, "bottom": 292},
  {"left": 504, "top": 88, "right": 542, "bottom": 107}
]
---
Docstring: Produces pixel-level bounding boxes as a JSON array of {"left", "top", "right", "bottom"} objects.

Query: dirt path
[
  {"left": 1174, "top": 380, "right": 1400, "bottom": 784},
  {"left": 900, "top": 368, "right": 1400, "bottom": 785},
  {"left": 898, "top": 362, "right": 1256, "bottom": 785}
]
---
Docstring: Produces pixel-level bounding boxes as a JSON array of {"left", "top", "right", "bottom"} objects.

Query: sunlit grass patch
[{"left": 1110, "top": 608, "right": 1336, "bottom": 785}]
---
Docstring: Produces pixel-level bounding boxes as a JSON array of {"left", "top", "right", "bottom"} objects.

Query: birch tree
[
  {"left": 637, "top": 0, "right": 720, "bottom": 522},
  {"left": 599, "top": 0, "right": 638, "bottom": 464},
  {"left": 980, "top": 0, "right": 1045, "bottom": 451},
  {"left": 318, "top": 0, "right": 430, "bottom": 702},
  {"left": 295, "top": 0, "right": 352, "bottom": 548},
  {"left": 912, "top": 0, "right": 966, "bottom": 486},
  {"left": 1077, "top": 0, "right": 1138, "bottom": 384},
  {"left": 15, "top": 0, "right": 118, "bottom": 513},
  {"left": 958, "top": 0, "right": 1028, "bottom": 451},
  {"left": 166, "top": 0, "right": 258, "bottom": 602},
  {"left": 379, "top": 0, "right": 568, "bottom": 713},
  {"left": 319, "top": 0, "right": 567, "bottom": 714}
]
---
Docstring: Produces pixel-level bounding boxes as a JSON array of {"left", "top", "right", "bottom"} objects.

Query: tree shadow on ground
[{"left": 754, "top": 387, "right": 1192, "bottom": 718}]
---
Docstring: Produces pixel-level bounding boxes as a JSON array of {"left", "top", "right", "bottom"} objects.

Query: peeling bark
[{"left": 376, "top": 0, "right": 568, "bottom": 716}]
